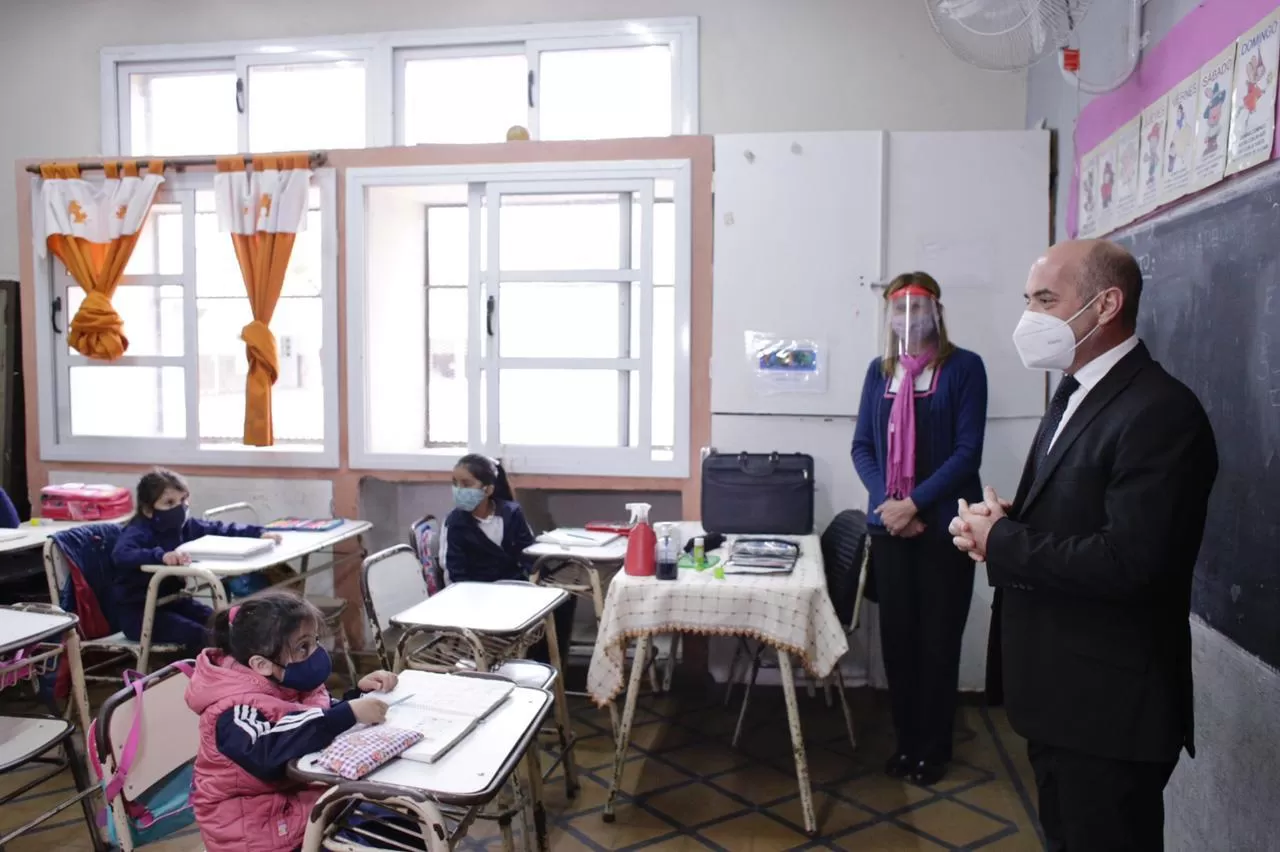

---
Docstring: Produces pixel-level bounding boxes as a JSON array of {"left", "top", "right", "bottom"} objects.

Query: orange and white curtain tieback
[{"left": 37, "top": 161, "right": 165, "bottom": 361}]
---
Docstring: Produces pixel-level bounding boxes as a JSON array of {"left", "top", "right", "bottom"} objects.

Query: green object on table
[{"left": 677, "top": 553, "right": 721, "bottom": 572}]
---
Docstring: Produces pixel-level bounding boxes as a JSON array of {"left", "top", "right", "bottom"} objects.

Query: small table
[
  {"left": 0, "top": 517, "right": 132, "bottom": 557},
  {"left": 136, "top": 520, "right": 371, "bottom": 671},
  {"left": 390, "top": 582, "right": 580, "bottom": 805},
  {"left": 290, "top": 676, "right": 554, "bottom": 851},
  {"left": 588, "top": 534, "right": 849, "bottom": 835}
]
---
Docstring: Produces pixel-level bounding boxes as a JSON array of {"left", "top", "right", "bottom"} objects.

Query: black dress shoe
[
  {"left": 884, "top": 754, "right": 913, "bottom": 778},
  {"left": 908, "top": 760, "right": 947, "bottom": 786}
]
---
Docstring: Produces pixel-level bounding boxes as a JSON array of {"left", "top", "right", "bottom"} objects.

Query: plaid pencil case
[{"left": 315, "top": 726, "right": 424, "bottom": 780}]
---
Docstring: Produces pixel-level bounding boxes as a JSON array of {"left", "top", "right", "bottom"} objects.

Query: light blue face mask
[{"left": 453, "top": 485, "right": 487, "bottom": 512}]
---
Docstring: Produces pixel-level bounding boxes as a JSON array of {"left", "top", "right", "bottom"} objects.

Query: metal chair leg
[
  {"left": 732, "top": 644, "right": 765, "bottom": 749},
  {"left": 834, "top": 667, "right": 857, "bottom": 752},
  {"left": 333, "top": 620, "right": 359, "bottom": 689}
]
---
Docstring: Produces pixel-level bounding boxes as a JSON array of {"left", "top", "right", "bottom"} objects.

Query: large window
[
  {"left": 347, "top": 160, "right": 692, "bottom": 477},
  {"left": 102, "top": 18, "right": 698, "bottom": 156},
  {"left": 36, "top": 171, "right": 340, "bottom": 467}
]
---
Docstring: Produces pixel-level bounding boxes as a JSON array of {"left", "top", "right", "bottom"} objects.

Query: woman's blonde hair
[{"left": 881, "top": 271, "right": 955, "bottom": 378}]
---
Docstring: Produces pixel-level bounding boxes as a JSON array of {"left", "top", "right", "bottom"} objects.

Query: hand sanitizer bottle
[{"left": 656, "top": 523, "right": 679, "bottom": 581}]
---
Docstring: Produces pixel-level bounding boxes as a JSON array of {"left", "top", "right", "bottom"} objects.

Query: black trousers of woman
[{"left": 872, "top": 530, "right": 975, "bottom": 766}]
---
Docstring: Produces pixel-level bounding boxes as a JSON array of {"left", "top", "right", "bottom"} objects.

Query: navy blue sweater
[
  {"left": 111, "top": 516, "right": 264, "bottom": 608},
  {"left": 443, "top": 500, "right": 535, "bottom": 583},
  {"left": 852, "top": 348, "right": 988, "bottom": 534},
  {"left": 0, "top": 488, "right": 19, "bottom": 528},
  {"left": 215, "top": 689, "right": 361, "bottom": 782}
]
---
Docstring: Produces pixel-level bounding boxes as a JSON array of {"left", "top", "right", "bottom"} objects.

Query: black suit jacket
[{"left": 986, "top": 342, "right": 1217, "bottom": 764}]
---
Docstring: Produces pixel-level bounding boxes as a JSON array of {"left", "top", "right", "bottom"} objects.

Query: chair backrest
[
  {"left": 408, "top": 515, "right": 442, "bottom": 595},
  {"left": 95, "top": 662, "right": 200, "bottom": 800},
  {"left": 361, "top": 545, "right": 430, "bottom": 632},
  {"left": 203, "top": 501, "right": 260, "bottom": 526},
  {"left": 821, "top": 509, "right": 868, "bottom": 629}
]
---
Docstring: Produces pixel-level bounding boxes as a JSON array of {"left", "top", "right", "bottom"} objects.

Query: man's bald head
[{"left": 1039, "top": 239, "right": 1143, "bottom": 331}]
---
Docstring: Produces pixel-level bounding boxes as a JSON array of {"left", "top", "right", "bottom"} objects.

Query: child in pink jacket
[{"left": 184, "top": 591, "right": 395, "bottom": 852}]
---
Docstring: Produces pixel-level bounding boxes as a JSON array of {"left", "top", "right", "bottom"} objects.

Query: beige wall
[{"left": 0, "top": 0, "right": 1027, "bottom": 276}]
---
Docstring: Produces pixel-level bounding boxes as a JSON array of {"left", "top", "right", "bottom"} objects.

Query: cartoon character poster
[
  {"left": 1076, "top": 149, "right": 1100, "bottom": 238},
  {"left": 1161, "top": 70, "right": 1200, "bottom": 205},
  {"left": 1112, "top": 116, "right": 1142, "bottom": 228},
  {"left": 1137, "top": 95, "right": 1169, "bottom": 214},
  {"left": 1193, "top": 43, "right": 1238, "bottom": 191},
  {"left": 1227, "top": 9, "right": 1280, "bottom": 176},
  {"left": 1096, "top": 139, "right": 1118, "bottom": 234}
]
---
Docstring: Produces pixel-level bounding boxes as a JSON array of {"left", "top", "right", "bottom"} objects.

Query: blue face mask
[
  {"left": 152, "top": 504, "right": 188, "bottom": 532},
  {"left": 453, "top": 485, "right": 487, "bottom": 512},
  {"left": 276, "top": 646, "right": 332, "bottom": 692}
]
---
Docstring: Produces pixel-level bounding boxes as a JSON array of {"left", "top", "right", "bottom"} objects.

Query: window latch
[
  {"left": 51, "top": 295, "right": 62, "bottom": 334},
  {"left": 486, "top": 295, "right": 496, "bottom": 337},
  {"left": 235, "top": 77, "right": 245, "bottom": 114},
  {"left": 527, "top": 69, "right": 535, "bottom": 109}
]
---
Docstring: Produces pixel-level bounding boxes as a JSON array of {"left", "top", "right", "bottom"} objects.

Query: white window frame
[
  {"left": 30, "top": 169, "right": 342, "bottom": 468},
  {"left": 345, "top": 159, "right": 693, "bottom": 478},
  {"left": 100, "top": 18, "right": 699, "bottom": 156}
]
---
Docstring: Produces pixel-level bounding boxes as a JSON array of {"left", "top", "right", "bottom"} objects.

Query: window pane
[
  {"left": 500, "top": 370, "right": 619, "bottom": 446},
  {"left": 66, "top": 285, "right": 183, "bottom": 357},
  {"left": 124, "top": 203, "right": 183, "bottom": 276},
  {"left": 499, "top": 195, "right": 622, "bottom": 270},
  {"left": 70, "top": 366, "right": 185, "bottom": 438},
  {"left": 538, "top": 46, "right": 672, "bottom": 141},
  {"left": 632, "top": 199, "right": 676, "bottom": 286},
  {"left": 427, "top": 206, "right": 470, "bottom": 288},
  {"left": 248, "top": 61, "right": 366, "bottom": 152},
  {"left": 404, "top": 54, "right": 528, "bottom": 144},
  {"left": 128, "top": 70, "right": 237, "bottom": 156},
  {"left": 427, "top": 289, "right": 468, "bottom": 446},
  {"left": 197, "top": 297, "right": 324, "bottom": 444},
  {"left": 195, "top": 190, "right": 321, "bottom": 298},
  {"left": 499, "top": 282, "right": 622, "bottom": 358}
]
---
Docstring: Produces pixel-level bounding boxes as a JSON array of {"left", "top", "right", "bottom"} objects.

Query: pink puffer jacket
[{"left": 184, "top": 649, "right": 333, "bottom": 852}]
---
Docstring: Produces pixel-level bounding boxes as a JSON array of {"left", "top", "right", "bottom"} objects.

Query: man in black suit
[{"left": 949, "top": 240, "right": 1218, "bottom": 851}]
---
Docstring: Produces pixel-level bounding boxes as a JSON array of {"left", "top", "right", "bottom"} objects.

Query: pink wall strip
[{"left": 1066, "top": 0, "right": 1280, "bottom": 237}]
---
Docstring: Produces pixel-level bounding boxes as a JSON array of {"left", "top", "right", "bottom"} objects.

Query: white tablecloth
[{"left": 586, "top": 534, "right": 849, "bottom": 705}]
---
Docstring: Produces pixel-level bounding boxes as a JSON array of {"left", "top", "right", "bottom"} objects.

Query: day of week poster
[
  {"left": 1162, "top": 70, "right": 1200, "bottom": 204},
  {"left": 1193, "top": 43, "right": 1238, "bottom": 191},
  {"left": 1096, "top": 136, "right": 1119, "bottom": 234},
  {"left": 1112, "top": 116, "right": 1143, "bottom": 228},
  {"left": 1077, "top": 148, "right": 1100, "bottom": 238},
  {"left": 1226, "top": 9, "right": 1280, "bottom": 176},
  {"left": 1137, "top": 95, "right": 1169, "bottom": 215}
]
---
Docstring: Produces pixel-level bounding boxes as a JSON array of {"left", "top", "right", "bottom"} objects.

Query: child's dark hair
[
  {"left": 209, "top": 590, "right": 325, "bottom": 666},
  {"left": 456, "top": 454, "right": 514, "bottom": 502},
  {"left": 136, "top": 467, "right": 189, "bottom": 510}
]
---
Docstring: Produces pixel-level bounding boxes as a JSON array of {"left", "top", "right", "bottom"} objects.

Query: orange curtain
[
  {"left": 215, "top": 154, "right": 311, "bottom": 447},
  {"left": 40, "top": 161, "right": 164, "bottom": 361}
]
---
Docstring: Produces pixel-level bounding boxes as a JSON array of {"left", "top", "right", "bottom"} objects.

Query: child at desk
[
  {"left": 441, "top": 454, "right": 576, "bottom": 664},
  {"left": 186, "top": 591, "right": 397, "bottom": 852},
  {"left": 111, "top": 468, "right": 282, "bottom": 653}
]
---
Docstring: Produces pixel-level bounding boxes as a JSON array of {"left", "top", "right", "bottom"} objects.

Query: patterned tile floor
[{"left": 0, "top": 682, "right": 1046, "bottom": 851}]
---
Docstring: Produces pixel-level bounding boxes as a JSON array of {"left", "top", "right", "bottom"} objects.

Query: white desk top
[
  {"left": 524, "top": 536, "right": 629, "bottom": 563},
  {"left": 292, "top": 682, "right": 552, "bottom": 804},
  {"left": 0, "top": 607, "right": 78, "bottom": 655},
  {"left": 0, "top": 517, "right": 131, "bottom": 555},
  {"left": 391, "top": 582, "right": 567, "bottom": 635},
  {"left": 141, "top": 519, "right": 371, "bottom": 577}
]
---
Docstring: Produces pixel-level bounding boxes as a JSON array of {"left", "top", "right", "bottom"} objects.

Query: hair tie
[{"left": 228, "top": 605, "right": 241, "bottom": 624}]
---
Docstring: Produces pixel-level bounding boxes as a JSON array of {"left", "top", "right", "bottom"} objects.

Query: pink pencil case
[{"left": 315, "top": 726, "right": 423, "bottom": 780}]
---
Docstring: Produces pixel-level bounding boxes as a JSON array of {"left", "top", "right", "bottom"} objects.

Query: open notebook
[
  {"left": 175, "top": 536, "right": 275, "bottom": 560},
  {"left": 371, "top": 671, "right": 515, "bottom": 764}
]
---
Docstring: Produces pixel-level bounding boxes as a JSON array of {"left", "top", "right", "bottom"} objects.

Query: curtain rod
[{"left": 26, "top": 152, "right": 328, "bottom": 175}]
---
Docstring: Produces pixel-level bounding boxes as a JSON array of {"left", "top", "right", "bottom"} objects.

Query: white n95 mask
[{"left": 1010, "top": 292, "right": 1103, "bottom": 371}]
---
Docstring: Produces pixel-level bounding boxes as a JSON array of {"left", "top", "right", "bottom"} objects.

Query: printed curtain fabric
[
  {"left": 213, "top": 154, "right": 312, "bottom": 447},
  {"left": 38, "top": 161, "right": 165, "bottom": 361}
]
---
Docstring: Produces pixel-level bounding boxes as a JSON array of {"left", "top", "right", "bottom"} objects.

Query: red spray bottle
[{"left": 623, "top": 502, "right": 657, "bottom": 577}]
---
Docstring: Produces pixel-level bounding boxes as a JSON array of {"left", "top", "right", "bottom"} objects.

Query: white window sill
[{"left": 41, "top": 440, "right": 339, "bottom": 470}]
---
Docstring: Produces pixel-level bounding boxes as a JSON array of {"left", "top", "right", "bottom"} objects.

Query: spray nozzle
[{"left": 625, "top": 503, "right": 652, "bottom": 524}]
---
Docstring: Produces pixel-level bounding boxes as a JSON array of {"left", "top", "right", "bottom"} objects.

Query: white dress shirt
[{"left": 1049, "top": 335, "right": 1140, "bottom": 449}]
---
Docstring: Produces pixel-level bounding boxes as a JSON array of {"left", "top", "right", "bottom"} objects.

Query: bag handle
[
  {"left": 736, "top": 451, "right": 783, "bottom": 476},
  {"left": 90, "top": 660, "right": 196, "bottom": 802}
]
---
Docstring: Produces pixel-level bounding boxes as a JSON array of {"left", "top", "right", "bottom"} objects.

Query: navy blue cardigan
[
  {"left": 444, "top": 500, "right": 535, "bottom": 583},
  {"left": 851, "top": 347, "right": 988, "bottom": 532}
]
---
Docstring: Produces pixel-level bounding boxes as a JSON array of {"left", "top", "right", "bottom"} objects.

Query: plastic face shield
[{"left": 885, "top": 285, "right": 941, "bottom": 358}]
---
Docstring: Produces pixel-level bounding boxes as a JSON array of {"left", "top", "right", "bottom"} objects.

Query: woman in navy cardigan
[{"left": 852, "top": 272, "right": 987, "bottom": 786}]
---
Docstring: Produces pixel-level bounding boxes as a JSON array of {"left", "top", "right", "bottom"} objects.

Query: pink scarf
[{"left": 885, "top": 350, "right": 934, "bottom": 500}]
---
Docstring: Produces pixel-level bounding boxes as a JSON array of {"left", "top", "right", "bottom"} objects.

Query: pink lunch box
[{"left": 40, "top": 484, "right": 135, "bottom": 522}]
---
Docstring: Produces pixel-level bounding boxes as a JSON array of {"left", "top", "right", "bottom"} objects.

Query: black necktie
[{"left": 1033, "top": 375, "right": 1081, "bottom": 470}]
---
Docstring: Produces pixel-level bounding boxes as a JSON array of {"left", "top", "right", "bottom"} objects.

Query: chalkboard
[{"left": 1112, "top": 161, "right": 1280, "bottom": 668}]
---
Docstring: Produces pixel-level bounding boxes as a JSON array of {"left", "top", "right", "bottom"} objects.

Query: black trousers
[
  {"left": 1029, "top": 741, "right": 1176, "bottom": 852},
  {"left": 872, "top": 531, "right": 974, "bottom": 764}
]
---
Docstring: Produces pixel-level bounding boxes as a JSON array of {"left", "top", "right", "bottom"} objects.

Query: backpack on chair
[{"left": 409, "top": 515, "right": 444, "bottom": 596}]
